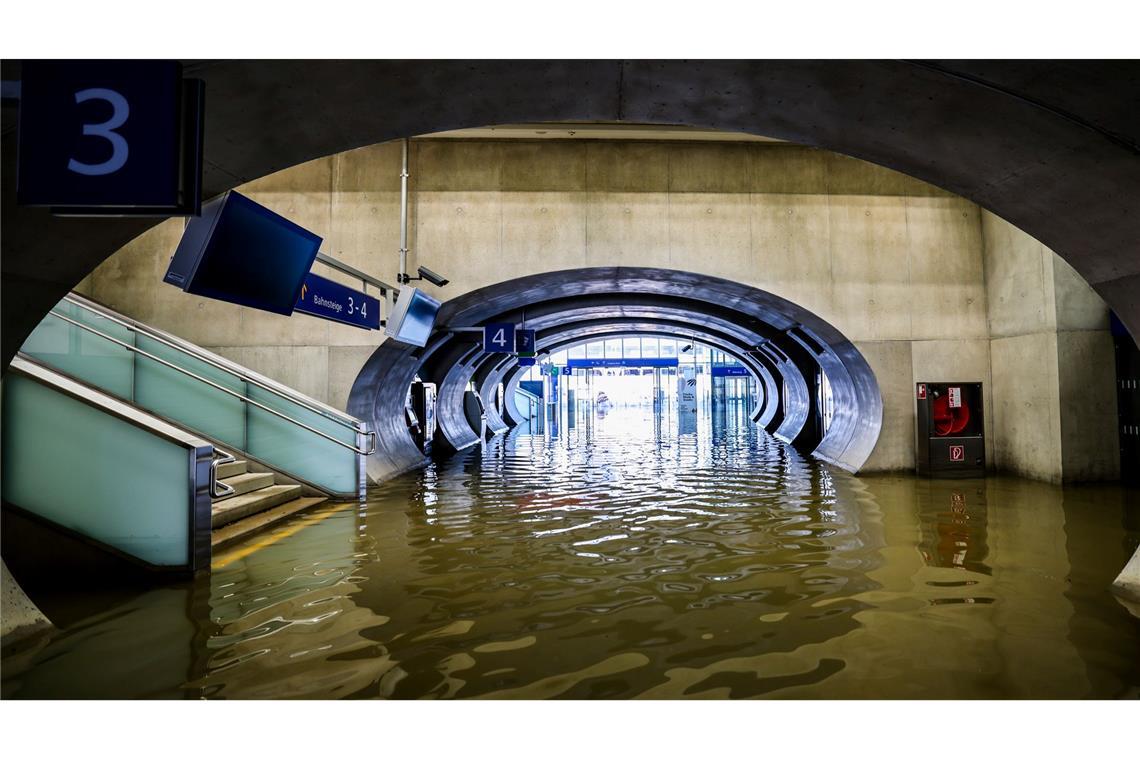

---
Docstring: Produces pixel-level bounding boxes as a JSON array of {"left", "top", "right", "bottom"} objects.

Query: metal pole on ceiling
[{"left": 398, "top": 138, "right": 410, "bottom": 286}]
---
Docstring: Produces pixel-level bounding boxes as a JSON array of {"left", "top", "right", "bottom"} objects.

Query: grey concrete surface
[
  {"left": 982, "top": 211, "right": 1119, "bottom": 482},
  {"left": 1, "top": 560, "right": 52, "bottom": 647},
  {"left": 1112, "top": 545, "right": 1140, "bottom": 605},
  {"left": 61, "top": 137, "right": 1120, "bottom": 482}
]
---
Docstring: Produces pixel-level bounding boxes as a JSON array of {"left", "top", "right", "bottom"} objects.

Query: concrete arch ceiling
[
  {"left": 3, "top": 59, "right": 1139, "bottom": 367},
  {"left": 347, "top": 267, "right": 882, "bottom": 482}
]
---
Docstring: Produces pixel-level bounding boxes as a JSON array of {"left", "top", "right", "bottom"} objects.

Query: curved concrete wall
[
  {"left": 429, "top": 345, "right": 484, "bottom": 453},
  {"left": 753, "top": 352, "right": 784, "bottom": 430},
  {"left": 502, "top": 371, "right": 528, "bottom": 427},
  {"left": 475, "top": 363, "right": 511, "bottom": 436}
]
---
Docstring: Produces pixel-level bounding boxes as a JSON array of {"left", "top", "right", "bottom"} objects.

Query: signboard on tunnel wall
[
  {"left": 483, "top": 323, "right": 515, "bottom": 353},
  {"left": 711, "top": 366, "right": 749, "bottom": 377}
]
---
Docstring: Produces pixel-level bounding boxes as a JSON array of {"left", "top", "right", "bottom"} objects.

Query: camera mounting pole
[{"left": 398, "top": 138, "right": 410, "bottom": 285}]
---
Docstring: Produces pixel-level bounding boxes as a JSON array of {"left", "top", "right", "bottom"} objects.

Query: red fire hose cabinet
[{"left": 916, "top": 382, "right": 985, "bottom": 478}]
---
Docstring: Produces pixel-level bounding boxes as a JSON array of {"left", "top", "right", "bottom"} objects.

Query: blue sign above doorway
[
  {"left": 567, "top": 357, "right": 679, "bottom": 368},
  {"left": 711, "top": 365, "right": 750, "bottom": 377}
]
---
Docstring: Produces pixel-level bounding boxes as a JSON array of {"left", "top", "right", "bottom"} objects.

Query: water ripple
[{"left": 5, "top": 405, "right": 1139, "bottom": 699}]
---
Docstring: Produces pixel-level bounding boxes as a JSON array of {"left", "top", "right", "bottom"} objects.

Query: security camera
[
  {"left": 417, "top": 265, "right": 449, "bottom": 287},
  {"left": 681, "top": 344, "right": 693, "bottom": 353}
]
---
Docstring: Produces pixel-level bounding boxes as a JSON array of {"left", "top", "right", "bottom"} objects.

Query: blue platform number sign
[
  {"left": 16, "top": 60, "right": 199, "bottom": 211},
  {"left": 517, "top": 357, "right": 537, "bottom": 367},
  {"left": 516, "top": 329, "right": 536, "bottom": 357},
  {"left": 295, "top": 273, "right": 381, "bottom": 330},
  {"left": 484, "top": 323, "right": 516, "bottom": 354}
]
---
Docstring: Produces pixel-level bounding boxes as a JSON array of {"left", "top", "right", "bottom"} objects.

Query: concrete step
[
  {"left": 211, "top": 484, "right": 302, "bottom": 528},
  {"left": 213, "top": 471, "right": 275, "bottom": 501},
  {"left": 211, "top": 496, "right": 330, "bottom": 550},
  {"left": 215, "top": 459, "right": 248, "bottom": 480}
]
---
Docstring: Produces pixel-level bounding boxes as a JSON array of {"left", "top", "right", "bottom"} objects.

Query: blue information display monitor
[
  {"left": 517, "top": 357, "right": 536, "bottom": 367},
  {"left": 515, "top": 329, "right": 536, "bottom": 357},
  {"left": 484, "top": 323, "right": 516, "bottom": 353},
  {"left": 164, "top": 191, "right": 321, "bottom": 316},
  {"left": 294, "top": 273, "right": 380, "bottom": 330},
  {"left": 385, "top": 287, "right": 440, "bottom": 347}
]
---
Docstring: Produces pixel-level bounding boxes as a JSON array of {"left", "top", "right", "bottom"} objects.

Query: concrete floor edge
[{"left": 0, "top": 560, "right": 52, "bottom": 649}]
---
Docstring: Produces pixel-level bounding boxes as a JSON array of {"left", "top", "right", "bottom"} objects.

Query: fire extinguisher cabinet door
[{"left": 916, "top": 382, "right": 986, "bottom": 478}]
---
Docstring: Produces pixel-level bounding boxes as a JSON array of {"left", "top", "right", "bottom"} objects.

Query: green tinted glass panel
[
  {"left": 20, "top": 301, "right": 135, "bottom": 399},
  {"left": 246, "top": 385, "right": 357, "bottom": 494},
  {"left": 1, "top": 376, "right": 190, "bottom": 567},
  {"left": 134, "top": 334, "right": 247, "bottom": 449}
]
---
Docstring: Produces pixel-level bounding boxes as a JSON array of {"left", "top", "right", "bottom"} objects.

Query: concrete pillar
[{"left": 982, "top": 211, "right": 1119, "bottom": 483}]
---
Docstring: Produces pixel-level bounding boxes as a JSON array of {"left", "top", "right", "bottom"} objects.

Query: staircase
[
  {"left": 210, "top": 457, "right": 327, "bottom": 549},
  {"left": 4, "top": 292, "right": 374, "bottom": 573}
]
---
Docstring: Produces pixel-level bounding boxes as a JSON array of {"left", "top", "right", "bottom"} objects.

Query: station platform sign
[
  {"left": 295, "top": 273, "right": 380, "bottom": 330},
  {"left": 17, "top": 60, "right": 203, "bottom": 215},
  {"left": 711, "top": 365, "right": 750, "bottom": 377},
  {"left": 567, "top": 357, "right": 679, "bottom": 368},
  {"left": 484, "top": 323, "right": 516, "bottom": 353}
]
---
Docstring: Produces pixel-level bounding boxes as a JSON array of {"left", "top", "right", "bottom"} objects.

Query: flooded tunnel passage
[
  {"left": 347, "top": 267, "right": 883, "bottom": 482},
  {"left": 7, "top": 401, "right": 1139, "bottom": 700}
]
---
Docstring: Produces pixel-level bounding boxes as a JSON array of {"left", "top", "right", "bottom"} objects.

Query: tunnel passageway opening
[
  {"left": 348, "top": 267, "right": 882, "bottom": 482},
  {"left": 505, "top": 333, "right": 791, "bottom": 444}
]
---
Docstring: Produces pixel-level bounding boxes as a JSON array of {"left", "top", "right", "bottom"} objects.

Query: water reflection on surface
[{"left": 4, "top": 405, "right": 1139, "bottom": 699}]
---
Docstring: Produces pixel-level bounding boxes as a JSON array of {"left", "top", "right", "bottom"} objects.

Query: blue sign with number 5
[{"left": 484, "top": 323, "right": 515, "bottom": 353}]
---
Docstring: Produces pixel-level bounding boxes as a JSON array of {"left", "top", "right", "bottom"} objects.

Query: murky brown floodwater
[{"left": 4, "top": 404, "right": 1139, "bottom": 698}]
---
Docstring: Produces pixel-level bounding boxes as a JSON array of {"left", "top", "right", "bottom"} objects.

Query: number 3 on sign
[{"left": 68, "top": 88, "right": 130, "bottom": 176}]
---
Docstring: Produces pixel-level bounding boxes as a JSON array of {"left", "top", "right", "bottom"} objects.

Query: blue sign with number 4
[{"left": 484, "top": 323, "right": 515, "bottom": 353}]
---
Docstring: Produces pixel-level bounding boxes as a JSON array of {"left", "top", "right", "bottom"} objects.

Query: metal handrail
[
  {"left": 210, "top": 449, "right": 237, "bottom": 498},
  {"left": 46, "top": 310, "right": 378, "bottom": 456},
  {"left": 60, "top": 294, "right": 361, "bottom": 431}
]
